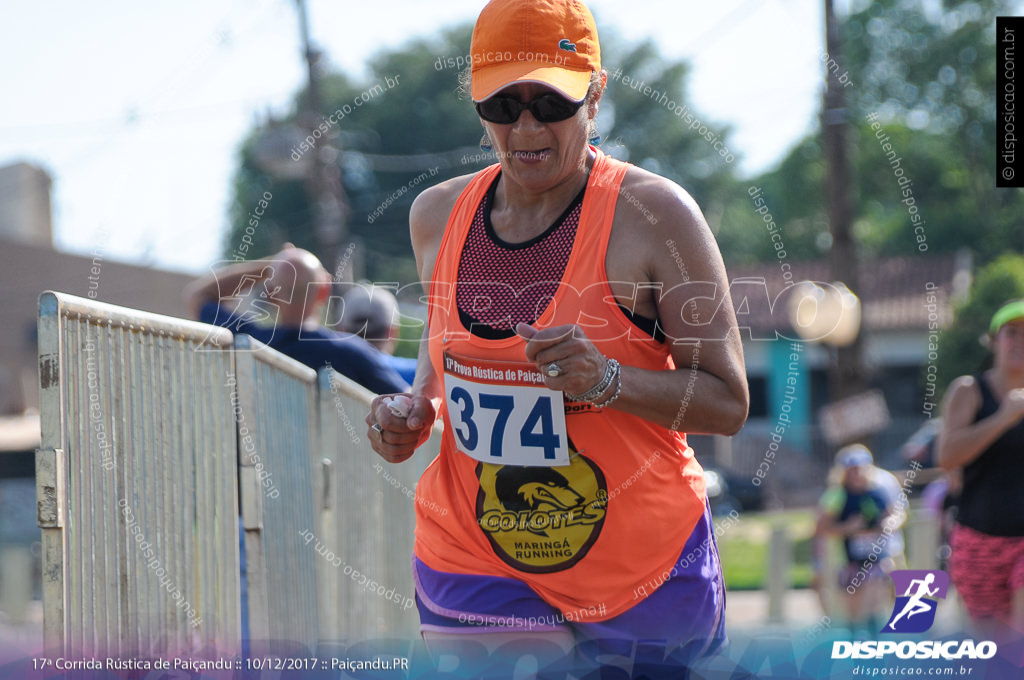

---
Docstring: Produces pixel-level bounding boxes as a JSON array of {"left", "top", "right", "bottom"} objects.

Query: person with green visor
[{"left": 938, "top": 299, "right": 1024, "bottom": 642}]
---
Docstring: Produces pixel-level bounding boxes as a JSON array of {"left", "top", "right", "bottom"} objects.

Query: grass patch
[
  {"left": 717, "top": 508, "right": 817, "bottom": 590},
  {"left": 719, "top": 537, "right": 769, "bottom": 590},
  {"left": 393, "top": 313, "right": 425, "bottom": 358}
]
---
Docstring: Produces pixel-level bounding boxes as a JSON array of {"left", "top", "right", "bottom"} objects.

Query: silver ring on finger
[
  {"left": 371, "top": 423, "right": 384, "bottom": 442},
  {"left": 545, "top": 362, "right": 563, "bottom": 378}
]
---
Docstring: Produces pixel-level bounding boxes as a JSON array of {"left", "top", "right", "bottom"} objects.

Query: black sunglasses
[{"left": 475, "top": 92, "right": 584, "bottom": 124}]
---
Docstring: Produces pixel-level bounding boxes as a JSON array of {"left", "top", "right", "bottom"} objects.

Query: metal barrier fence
[
  {"left": 36, "top": 291, "right": 240, "bottom": 658},
  {"left": 316, "top": 368, "right": 441, "bottom": 642},
  {"left": 233, "top": 335, "right": 320, "bottom": 653},
  {"left": 36, "top": 293, "right": 441, "bottom": 655}
]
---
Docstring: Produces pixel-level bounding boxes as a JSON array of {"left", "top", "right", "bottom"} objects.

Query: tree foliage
[
  {"left": 934, "top": 254, "right": 1024, "bottom": 394},
  {"left": 843, "top": 0, "right": 1024, "bottom": 263},
  {"left": 597, "top": 38, "right": 736, "bottom": 206},
  {"left": 224, "top": 0, "right": 1022, "bottom": 286},
  {"left": 224, "top": 27, "right": 484, "bottom": 283},
  {"left": 715, "top": 137, "right": 829, "bottom": 265},
  {"left": 714, "top": 0, "right": 1024, "bottom": 269},
  {"left": 222, "top": 26, "right": 737, "bottom": 283}
]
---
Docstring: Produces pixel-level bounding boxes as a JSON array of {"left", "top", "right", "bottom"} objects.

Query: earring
[
  {"left": 480, "top": 134, "right": 493, "bottom": 153},
  {"left": 588, "top": 132, "right": 602, "bottom": 146}
]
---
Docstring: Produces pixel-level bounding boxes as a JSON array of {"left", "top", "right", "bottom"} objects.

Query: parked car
[{"left": 703, "top": 465, "right": 764, "bottom": 515}]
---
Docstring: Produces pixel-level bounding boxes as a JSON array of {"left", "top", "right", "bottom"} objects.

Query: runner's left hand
[{"left": 517, "top": 323, "right": 610, "bottom": 395}]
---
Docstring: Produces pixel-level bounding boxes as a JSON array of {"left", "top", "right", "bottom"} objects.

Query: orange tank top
[{"left": 415, "top": 149, "right": 707, "bottom": 622}]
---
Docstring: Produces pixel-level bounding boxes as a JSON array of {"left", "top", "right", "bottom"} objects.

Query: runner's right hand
[
  {"left": 366, "top": 393, "right": 437, "bottom": 463},
  {"left": 997, "top": 388, "right": 1024, "bottom": 426}
]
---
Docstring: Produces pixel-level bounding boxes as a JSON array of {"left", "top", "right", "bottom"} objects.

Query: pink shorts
[{"left": 949, "top": 523, "right": 1024, "bottom": 619}]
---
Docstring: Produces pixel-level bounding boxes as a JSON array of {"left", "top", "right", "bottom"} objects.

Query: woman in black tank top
[{"left": 937, "top": 299, "right": 1024, "bottom": 640}]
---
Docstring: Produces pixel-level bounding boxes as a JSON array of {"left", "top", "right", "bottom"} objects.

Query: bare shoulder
[
  {"left": 608, "top": 164, "right": 722, "bottom": 282},
  {"left": 946, "top": 375, "right": 980, "bottom": 399},
  {"left": 410, "top": 174, "right": 476, "bottom": 241},
  {"left": 410, "top": 173, "right": 477, "bottom": 281},
  {"left": 617, "top": 165, "right": 709, "bottom": 240},
  {"left": 940, "top": 375, "right": 982, "bottom": 424}
]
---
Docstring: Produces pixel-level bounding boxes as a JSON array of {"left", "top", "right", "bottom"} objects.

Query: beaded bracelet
[{"left": 566, "top": 358, "right": 618, "bottom": 403}]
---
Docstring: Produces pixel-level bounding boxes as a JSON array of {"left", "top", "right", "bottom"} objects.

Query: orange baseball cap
[{"left": 471, "top": 0, "right": 601, "bottom": 103}]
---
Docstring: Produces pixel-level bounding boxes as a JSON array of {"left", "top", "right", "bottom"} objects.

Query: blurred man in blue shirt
[
  {"left": 337, "top": 283, "right": 418, "bottom": 385},
  {"left": 186, "top": 244, "right": 409, "bottom": 394}
]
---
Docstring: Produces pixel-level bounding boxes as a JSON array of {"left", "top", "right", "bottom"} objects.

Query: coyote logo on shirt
[
  {"left": 495, "top": 466, "right": 583, "bottom": 527},
  {"left": 476, "top": 443, "right": 607, "bottom": 573}
]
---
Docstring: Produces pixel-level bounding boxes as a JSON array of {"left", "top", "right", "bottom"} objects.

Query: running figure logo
[{"left": 883, "top": 570, "right": 950, "bottom": 634}]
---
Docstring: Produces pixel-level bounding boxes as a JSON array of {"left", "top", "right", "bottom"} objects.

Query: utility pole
[
  {"left": 822, "top": 0, "right": 864, "bottom": 400},
  {"left": 295, "top": 0, "right": 348, "bottom": 278}
]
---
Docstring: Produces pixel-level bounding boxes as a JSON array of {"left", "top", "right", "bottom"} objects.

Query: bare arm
[
  {"left": 405, "top": 178, "right": 467, "bottom": 415},
  {"left": 936, "top": 375, "right": 1024, "bottom": 470},
  {"left": 521, "top": 170, "right": 748, "bottom": 434},
  {"left": 621, "top": 176, "right": 748, "bottom": 433},
  {"left": 366, "top": 175, "right": 473, "bottom": 462},
  {"left": 407, "top": 330, "right": 442, "bottom": 425}
]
